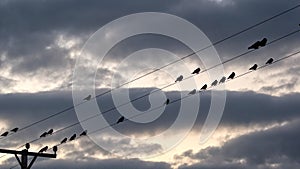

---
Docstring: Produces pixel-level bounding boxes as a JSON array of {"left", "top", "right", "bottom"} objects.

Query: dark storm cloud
[{"left": 177, "top": 119, "right": 300, "bottom": 169}]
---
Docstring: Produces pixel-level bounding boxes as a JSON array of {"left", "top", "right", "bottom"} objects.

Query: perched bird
[
  {"left": 248, "top": 38, "right": 268, "bottom": 50},
  {"left": 25, "top": 143, "right": 30, "bottom": 150},
  {"left": 248, "top": 41, "right": 260, "bottom": 50},
  {"left": 192, "top": 68, "right": 201, "bottom": 74},
  {"left": 175, "top": 75, "right": 183, "bottom": 82},
  {"left": 39, "top": 146, "right": 48, "bottom": 153},
  {"left": 83, "top": 95, "right": 92, "bottom": 101},
  {"left": 11, "top": 128, "right": 19, "bottom": 133},
  {"left": 47, "top": 129, "right": 54, "bottom": 135},
  {"left": 1, "top": 131, "right": 9, "bottom": 137},
  {"left": 40, "top": 132, "right": 48, "bottom": 138},
  {"left": 117, "top": 116, "right": 125, "bottom": 124},
  {"left": 188, "top": 89, "right": 196, "bottom": 95},
  {"left": 53, "top": 146, "right": 58, "bottom": 154},
  {"left": 249, "top": 64, "right": 258, "bottom": 71},
  {"left": 200, "top": 84, "right": 207, "bottom": 90},
  {"left": 60, "top": 137, "right": 68, "bottom": 144},
  {"left": 228, "top": 72, "right": 235, "bottom": 80},
  {"left": 211, "top": 80, "right": 218, "bottom": 86},
  {"left": 69, "top": 134, "right": 77, "bottom": 141},
  {"left": 259, "top": 38, "right": 268, "bottom": 47},
  {"left": 219, "top": 76, "right": 226, "bottom": 84},
  {"left": 80, "top": 130, "right": 87, "bottom": 136},
  {"left": 266, "top": 58, "right": 274, "bottom": 64},
  {"left": 164, "top": 99, "right": 170, "bottom": 105}
]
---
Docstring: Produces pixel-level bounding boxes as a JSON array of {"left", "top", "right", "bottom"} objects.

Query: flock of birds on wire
[{"left": 0, "top": 37, "right": 278, "bottom": 155}]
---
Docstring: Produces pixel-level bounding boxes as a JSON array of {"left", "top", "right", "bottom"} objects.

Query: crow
[
  {"left": 188, "top": 89, "right": 196, "bottom": 95},
  {"left": 47, "top": 129, "right": 53, "bottom": 135},
  {"left": 69, "top": 134, "right": 76, "bottom": 141},
  {"left": 211, "top": 80, "right": 218, "bottom": 86},
  {"left": 249, "top": 64, "right": 258, "bottom": 71},
  {"left": 11, "top": 128, "right": 19, "bottom": 133},
  {"left": 60, "top": 137, "right": 68, "bottom": 144},
  {"left": 266, "top": 58, "right": 274, "bottom": 64},
  {"left": 219, "top": 76, "right": 226, "bottom": 84},
  {"left": 175, "top": 75, "right": 183, "bottom": 82},
  {"left": 164, "top": 99, "right": 170, "bottom": 105},
  {"left": 83, "top": 95, "right": 92, "bottom": 101},
  {"left": 117, "top": 116, "right": 125, "bottom": 124},
  {"left": 40, "top": 132, "right": 48, "bottom": 138},
  {"left": 39, "top": 146, "right": 48, "bottom": 153},
  {"left": 228, "top": 72, "right": 235, "bottom": 80},
  {"left": 192, "top": 68, "right": 201, "bottom": 74},
  {"left": 200, "top": 84, "right": 207, "bottom": 90},
  {"left": 25, "top": 143, "right": 30, "bottom": 150},
  {"left": 80, "top": 130, "right": 87, "bottom": 136},
  {"left": 1, "top": 132, "right": 8, "bottom": 137},
  {"left": 259, "top": 38, "right": 268, "bottom": 47},
  {"left": 53, "top": 146, "right": 58, "bottom": 154}
]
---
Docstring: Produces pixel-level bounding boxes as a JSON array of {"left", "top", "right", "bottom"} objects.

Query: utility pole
[{"left": 0, "top": 148, "right": 56, "bottom": 169}]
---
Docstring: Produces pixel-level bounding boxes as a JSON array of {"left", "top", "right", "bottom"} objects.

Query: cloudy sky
[{"left": 0, "top": 0, "right": 299, "bottom": 168}]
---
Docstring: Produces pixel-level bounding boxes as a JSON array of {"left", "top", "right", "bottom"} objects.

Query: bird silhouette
[
  {"left": 25, "top": 143, "right": 30, "bottom": 150},
  {"left": 266, "top": 58, "right": 274, "bottom": 64},
  {"left": 69, "top": 134, "right": 77, "bottom": 141},
  {"left": 192, "top": 68, "right": 201, "bottom": 74},
  {"left": 211, "top": 80, "right": 218, "bottom": 86},
  {"left": 175, "top": 75, "right": 183, "bottom": 82},
  {"left": 219, "top": 76, "right": 226, "bottom": 84},
  {"left": 164, "top": 98, "right": 170, "bottom": 105},
  {"left": 47, "top": 129, "right": 53, "bottom": 135},
  {"left": 80, "top": 130, "right": 87, "bottom": 136},
  {"left": 39, "top": 146, "right": 48, "bottom": 153},
  {"left": 53, "top": 146, "right": 58, "bottom": 154},
  {"left": 117, "top": 116, "right": 125, "bottom": 124},
  {"left": 248, "top": 38, "right": 267, "bottom": 50},
  {"left": 249, "top": 64, "right": 258, "bottom": 70},
  {"left": 11, "top": 128, "right": 19, "bottom": 133},
  {"left": 188, "top": 89, "right": 196, "bottom": 95},
  {"left": 259, "top": 38, "right": 267, "bottom": 47},
  {"left": 40, "top": 132, "right": 48, "bottom": 138},
  {"left": 83, "top": 95, "right": 92, "bottom": 101},
  {"left": 228, "top": 72, "right": 235, "bottom": 80},
  {"left": 248, "top": 41, "right": 260, "bottom": 50},
  {"left": 60, "top": 137, "right": 67, "bottom": 144},
  {"left": 200, "top": 84, "right": 207, "bottom": 90},
  {"left": 1, "top": 131, "right": 8, "bottom": 137}
]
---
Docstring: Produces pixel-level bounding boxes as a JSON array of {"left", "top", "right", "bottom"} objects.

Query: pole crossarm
[{"left": 0, "top": 148, "right": 56, "bottom": 158}]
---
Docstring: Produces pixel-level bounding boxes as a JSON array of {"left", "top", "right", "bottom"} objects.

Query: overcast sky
[{"left": 0, "top": 0, "right": 299, "bottom": 169}]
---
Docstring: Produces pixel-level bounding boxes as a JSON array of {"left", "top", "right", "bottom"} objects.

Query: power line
[
  {"left": 9, "top": 48, "right": 300, "bottom": 169},
  {"left": 1, "top": 3, "right": 298, "bottom": 142},
  {"left": 2, "top": 28, "right": 299, "bottom": 162}
]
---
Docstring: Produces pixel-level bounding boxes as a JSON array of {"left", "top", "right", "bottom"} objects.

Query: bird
[
  {"left": 60, "top": 137, "right": 68, "bottom": 144},
  {"left": 175, "top": 75, "right": 183, "bottom": 82},
  {"left": 248, "top": 41, "right": 260, "bottom": 50},
  {"left": 11, "top": 128, "right": 19, "bottom": 133},
  {"left": 53, "top": 146, "right": 58, "bottom": 154},
  {"left": 200, "top": 84, "right": 207, "bottom": 90},
  {"left": 40, "top": 132, "right": 48, "bottom": 138},
  {"left": 1, "top": 131, "right": 9, "bottom": 137},
  {"left": 188, "top": 89, "right": 196, "bottom": 95},
  {"left": 211, "top": 80, "right": 218, "bottom": 86},
  {"left": 266, "top": 58, "right": 274, "bottom": 64},
  {"left": 259, "top": 38, "right": 267, "bottom": 47},
  {"left": 248, "top": 38, "right": 268, "bottom": 50},
  {"left": 25, "top": 143, "right": 30, "bottom": 150},
  {"left": 39, "top": 146, "right": 48, "bottom": 153},
  {"left": 47, "top": 129, "right": 53, "bottom": 135},
  {"left": 164, "top": 98, "right": 170, "bottom": 105},
  {"left": 80, "top": 130, "right": 87, "bottom": 136},
  {"left": 69, "top": 134, "right": 77, "bottom": 141},
  {"left": 83, "top": 95, "right": 92, "bottom": 101},
  {"left": 228, "top": 72, "right": 235, "bottom": 80},
  {"left": 249, "top": 64, "right": 258, "bottom": 71},
  {"left": 219, "top": 76, "right": 226, "bottom": 84},
  {"left": 117, "top": 116, "right": 125, "bottom": 124},
  {"left": 192, "top": 68, "right": 201, "bottom": 74}
]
